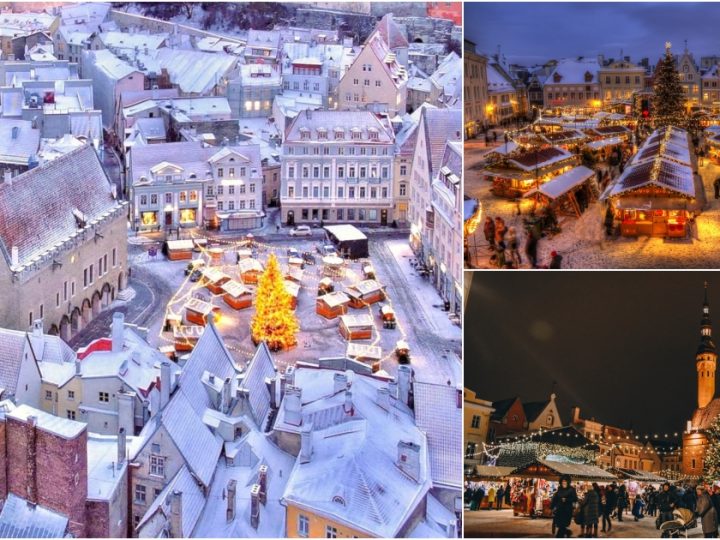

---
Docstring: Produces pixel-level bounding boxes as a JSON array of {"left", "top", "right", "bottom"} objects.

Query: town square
[
  {"left": 0, "top": 2, "right": 463, "bottom": 537},
  {"left": 464, "top": 2, "right": 720, "bottom": 269}
]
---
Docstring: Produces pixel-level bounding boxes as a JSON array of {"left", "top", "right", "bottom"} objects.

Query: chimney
[
  {"left": 222, "top": 377, "right": 232, "bottom": 414},
  {"left": 160, "top": 362, "right": 171, "bottom": 408},
  {"left": 226, "top": 479, "right": 237, "bottom": 522},
  {"left": 284, "top": 366, "right": 295, "bottom": 386},
  {"left": 117, "top": 427, "right": 126, "bottom": 464},
  {"left": 299, "top": 423, "right": 313, "bottom": 463},
  {"left": 10, "top": 245, "right": 18, "bottom": 266},
  {"left": 117, "top": 391, "right": 135, "bottom": 435},
  {"left": 571, "top": 406, "right": 581, "bottom": 425},
  {"left": 397, "top": 365, "right": 412, "bottom": 406},
  {"left": 284, "top": 386, "right": 302, "bottom": 426},
  {"left": 333, "top": 372, "right": 347, "bottom": 394},
  {"left": 250, "top": 483, "right": 260, "bottom": 529},
  {"left": 169, "top": 490, "right": 183, "bottom": 537},
  {"left": 397, "top": 441, "right": 421, "bottom": 483},
  {"left": 445, "top": 520, "right": 457, "bottom": 538},
  {"left": 344, "top": 390, "right": 354, "bottom": 415},
  {"left": 258, "top": 464, "right": 268, "bottom": 505},
  {"left": 75, "top": 359, "right": 81, "bottom": 375},
  {"left": 377, "top": 387, "right": 390, "bottom": 410},
  {"left": 29, "top": 319, "right": 45, "bottom": 357},
  {"left": 271, "top": 373, "right": 282, "bottom": 409},
  {"left": 111, "top": 312, "right": 124, "bottom": 353},
  {"left": 26, "top": 416, "right": 38, "bottom": 504}
]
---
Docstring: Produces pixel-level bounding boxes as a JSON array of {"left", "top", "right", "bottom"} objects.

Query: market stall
[
  {"left": 484, "top": 147, "right": 578, "bottom": 199},
  {"left": 316, "top": 291, "right": 350, "bottom": 319},
  {"left": 602, "top": 126, "right": 699, "bottom": 237},
  {"left": 165, "top": 239, "right": 194, "bottom": 261},
  {"left": 524, "top": 166, "right": 599, "bottom": 218},
  {"left": 346, "top": 279, "right": 386, "bottom": 308},
  {"left": 346, "top": 342, "right": 383, "bottom": 369},
  {"left": 339, "top": 313, "right": 374, "bottom": 340},
  {"left": 184, "top": 297, "right": 221, "bottom": 326},
  {"left": 324, "top": 224, "right": 369, "bottom": 259},
  {"left": 173, "top": 325, "right": 205, "bottom": 352},
  {"left": 238, "top": 258, "right": 264, "bottom": 284},
  {"left": 201, "top": 267, "right": 231, "bottom": 294},
  {"left": 221, "top": 280, "right": 253, "bottom": 310},
  {"left": 285, "top": 266, "right": 304, "bottom": 284},
  {"left": 284, "top": 279, "right": 300, "bottom": 310},
  {"left": 538, "top": 129, "right": 588, "bottom": 149},
  {"left": 322, "top": 255, "right": 345, "bottom": 278}
]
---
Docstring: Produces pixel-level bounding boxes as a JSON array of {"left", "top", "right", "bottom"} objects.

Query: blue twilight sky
[{"left": 465, "top": 2, "right": 716, "bottom": 66}]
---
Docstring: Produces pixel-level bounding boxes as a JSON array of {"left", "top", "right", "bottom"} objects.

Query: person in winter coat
[
  {"left": 525, "top": 233, "right": 538, "bottom": 269},
  {"left": 632, "top": 494, "right": 646, "bottom": 521},
  {"left": 551, "top": 475, "right": 578, "bottom": 538},
  {"left": 616, "top": 484, "right": 628, "bottom": 521},
  {"left": 582, "top": 483, "right": 601, "bottom": 538},
  {"left": 496, "top": 485, "right": 505, "bottom": 510},
  {"left": 696, "top": 485, "right": 718, "bottom": 538},
  {"left": 487, "top": 485, "right": 497, "bottom": 509},
  {"left": 602, "top": 484, "right": 617, "bottom": 533},
  {"left": 483, "top": 218, "right": 495, "bottom": 250},
  {"left": 684, "top": 485, "right": 698, "bottom": 512},
  {"left": 711, "top": 486, "right": 720, "bottom": 519},
  {"left": 506, "top": 226, "right": 522, "bottom": 267},
  {"left": 470, "top": 485, "right": 485, "bottom": 511},
  {"left": 657, "top": 482, "right": 679, "bottom": 526},
  {"left": 505, "top": 482, "right": 512, "bottom": 506},
  {"left": 494, "top": 217, "right": 507, "bottom": 245},
  {"left": 549, "top": 250, "right": 563, "bottom": 269}
]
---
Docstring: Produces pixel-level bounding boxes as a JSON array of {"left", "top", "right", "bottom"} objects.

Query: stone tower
[{"left": 697, "top": 282, "right": 717, "bottom": 409}]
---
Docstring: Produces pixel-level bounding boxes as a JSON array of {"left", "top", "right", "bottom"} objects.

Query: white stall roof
[{"left": 324, "top": 224, "right": 367, "bottom": 241}]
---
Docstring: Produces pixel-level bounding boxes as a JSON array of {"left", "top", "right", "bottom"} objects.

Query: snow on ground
[{"left": 466, "top": 143, "right": 720, "bottom": 269}]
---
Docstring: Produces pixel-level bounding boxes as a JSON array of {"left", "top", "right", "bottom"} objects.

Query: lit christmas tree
[
  {"left": 652, "top": 42, "right": 686, "bottom": 130},
  {"left": 251, "top": 254, "right": 299, "bottom": 351},
  {"left": 704, "top": 415, "right": 720, "bottom": 482}
]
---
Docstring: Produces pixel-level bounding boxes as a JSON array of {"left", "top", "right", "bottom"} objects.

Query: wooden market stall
[
  {"left": 221, "top": 280, "right": 253, "bottom": 310},
  {"left": 323, "top": 224, "right": 369, "bottom": 259},
  {"left": 585, "top": 124, "right": 631, "bottom": 141},
  {"left": 201, "top": 267, "right": 231, "bottom": 294},
  {"left": 285, "top": 266, "right": 304, "bottom": 284},
  {"left": 524, "top": 166, "right": 599, "bottom": 218},
  {"left": 208, "top": 247, "right": 224, "bottom": 265},
  {"left": 238, "top": 258, "right": 264, "bottom": 284},
  {"left": 346, "top": 342, "right": 383, "bottom": 371},
  {"left": 284, "top": 279, "right": 300, "bottom": 310},
  {"left": 602, "top": 126, "right": 700, "bottom": 237},
  {"left": 322, "top": 255, "right": 345, "bottom": 278},
  {"left": 173, "top": 325, "right": 205, "bottom": 352},
  {"left": 346, "top": 279, "right": 386, "bottom": 308},
  {"left": 538, "top": 129, "right": 588, "bottom": 149},
  {"left": 316, "top": 291, "right": 350, "bottom": 319},
  {"left": 237, "top": 248, "right": 253, "bottom": 260},
  {"left": 317, "top": 277, "right": 334, "bottom": 296},
  {"left": 513, "top": 459, "right": 618, "bottom": 483},
  {"left": 484, "top": 147, "right": 578, "bottom": 199},
  {"left": 361, "top": 263, "right": 376, "bottom": 280},
  {"left": 379, "top": 304, "right": 397, "bottom": 329},
  {"left": 165, "top": 239, "right": 195, "bottom": 261},
  {"left": 184, "top": 297, "right": 221, "bottom": 326},
  {"left": 339, "top": 313, "right": 374, "bottom": 340},
  {"left": 288, "top": 257, "right": 304, "bottom": 270}
]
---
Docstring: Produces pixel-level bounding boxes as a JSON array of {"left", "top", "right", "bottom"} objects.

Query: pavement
[{"left": 464, "top": 508, "right": 703, "bottom": 538}]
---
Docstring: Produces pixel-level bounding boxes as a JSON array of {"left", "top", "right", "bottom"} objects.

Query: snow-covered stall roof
[
  {"left": 527, "top": 165, "right": 595, "bottom": 200},
  {"left": 506, "top": 147, "right": 575, "bottom": 172},
  {"left": 605, "top": 158, "right": 696, "bottom": 199},
  {"left": 324, "top": 224, "right": 367, "bottom": 242},
  {"left": 585, "top": 136, "right": 623, "bottom": 150}
]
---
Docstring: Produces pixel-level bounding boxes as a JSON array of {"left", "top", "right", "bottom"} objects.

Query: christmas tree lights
[{"left": 251, "top": 253, "right": 299, "bottom": 351}]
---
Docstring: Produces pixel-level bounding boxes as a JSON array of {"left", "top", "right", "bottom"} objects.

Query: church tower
[{"left": 697, "top": 282, "right": 717, "bottom": 409}]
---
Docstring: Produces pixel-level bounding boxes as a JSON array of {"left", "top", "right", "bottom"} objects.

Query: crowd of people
[
  {"left": 481, "top": 214, "right": 563, "bottom": 269},
  {"left": 465, "top": 477, "right": 720, "bottom": 538}
]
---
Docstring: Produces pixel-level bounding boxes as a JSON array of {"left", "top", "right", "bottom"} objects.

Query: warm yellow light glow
[{"left": 250, "top": 254, "right": 299, "bottom": 351}]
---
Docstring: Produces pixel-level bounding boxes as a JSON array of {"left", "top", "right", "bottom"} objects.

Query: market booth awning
[
  {"left": 524, "top": 166, "right": 595, "bottom": 200},
  {"left": 585, "top": 137, "right": 623, "bottom": 150},
  {"left": 470, "top": 465, "right": 517, "bottom": 480},
  {"left": 513, "top": 459, "right": 617, "bottom": 482},
  {"left": 609, "top": 468, "right": 667, "bottom": 483}
]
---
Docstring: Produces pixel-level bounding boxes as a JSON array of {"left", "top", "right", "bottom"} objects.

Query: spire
[{"left": 699, "top": 281, "right": 716, "bottom": 354}]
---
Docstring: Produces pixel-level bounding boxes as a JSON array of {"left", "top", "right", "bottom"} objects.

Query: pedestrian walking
[
  {"left": 696, "top": 485, "right": 718, "bottom": 538},
  {"left": 657, "top": 482, "right": 679, "bottom": 529},
  {"left": 483, "top": 217, "right": 495, "bottom": 250},
  {"left": 506, "top": 226, "right": 522, "bottom": 267},
  {"left": 525, "top": 233, "right": 538, "bottom": 269},
  {"left": 497, "top": 485, "right": 505, "bottom": 510},
  {"left": 551, "top": 475, "right": 578, "bottom": 538},
  {"left": 470, "top": 485, "right": 485, "bottom": 511},
  {"left": 616, "top": 484, "right": 628, "bottom": 522},
  {"left": 713, "top": 177, "right": 720, "bottom": 199},
  {"left": 494, "top": 216, "right": 507, "bottom": 245},
  {"left": 632, "top": 494, "right": 645, "bottom": 521},
  {"left": 581, "top": 483, "right": 601, "bottom": 538},
  {"left": 487, "top": 485, "right": 497, "bottom": 510},
  {"left": 602, "top": 484, "right": 617, "bottom": 533}
]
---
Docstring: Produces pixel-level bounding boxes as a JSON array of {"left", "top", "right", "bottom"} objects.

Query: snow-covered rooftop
[
  {"left": 86, "top": 434, "right": 129, "bottom": 501},
  {"left": 8, "top": 403, "right": 85, "bottom": 439},
  {"left": 546, "top": 58, "right": 601, "bottom": 85},
  {"left": 0, "top": 494, "right": 68, "bottom": 538}
]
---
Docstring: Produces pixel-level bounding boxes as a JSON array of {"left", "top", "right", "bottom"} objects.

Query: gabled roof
[
  {"left": 239, "top": 342, "right": 276, "bottom": 427},
  {"left": 523, "top": 400, "right": 551, "bottom": 423},
  {"left": 372, "top": 13, "right": 409, "bottom": 50},
  {"left": 419, "top": 108, "right": 462, "bottom": 177},
  {"left": 546, "top": 58, "right": 601, "bottom": 85},
  {"left": 490, "top": 397, "right": 519, "bottom": 421},
  {"left": 0, "top": 144, "right": 121, "bottom": 269}
]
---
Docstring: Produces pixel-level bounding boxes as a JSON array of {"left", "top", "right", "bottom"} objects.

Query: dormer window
[
  {"left": 334, "top": 128, "right": 344, "bottom": 140},
  {"left": 300, "top": 127, "right": 310, "bottom": 140},
  {"left": 318, "top": 128, "right": 327, "bottom": 140},
  {"left": 368, "top": 129, "right": 378, "bottom": 141},
  {"left": 584, "top": 71, "right": 593, "bottom": 83},
  {"left": 351, "top": 128, "right": 361, "bottom": 140}
]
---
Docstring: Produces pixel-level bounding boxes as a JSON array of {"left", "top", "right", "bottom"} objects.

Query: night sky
[
  {"left": 465, "top": 272, "right": 720, "bottom": 436},
  {"left": 465, "top": 3, "right": 720, "bottom": 66}
]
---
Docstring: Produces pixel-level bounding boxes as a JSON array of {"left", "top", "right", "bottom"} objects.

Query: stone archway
[
  {"left": 101, "top": 283, "right": 112, "bottom": 307},
  {"left": 60, "top": 315, "right": 71, "bottom": 341},
  {"left": 82, "top": 298, "right": 92, "bottom": 324},
  {"left": 118, "top": 271, "right": 126, "bottom": 292},
  {"left": 70, "top": 308, "right": 82, "bottom": 333},
  {"left": 91, "top": 291, "right": 102, "bottom": 317}
]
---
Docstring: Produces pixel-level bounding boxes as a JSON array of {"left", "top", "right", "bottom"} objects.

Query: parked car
[
  {"left": 189, "top": 269, "right": 203, "bottom": 282},
  {"left": 184, "top": 259, "right": 205, "bottom": 276},
  {"left": 316, "top": 244, "right": 337, "bottom": 256},
  {"left": 302, "top": 251, "right": 316, "bottom": 265},
  {"left": 289, "top": 225, "right": 312, "bottom": 237}
]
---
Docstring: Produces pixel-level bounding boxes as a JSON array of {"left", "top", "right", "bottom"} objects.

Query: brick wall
[{"left": 86, "top": 500, "right": 110, "bottom": 538}]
